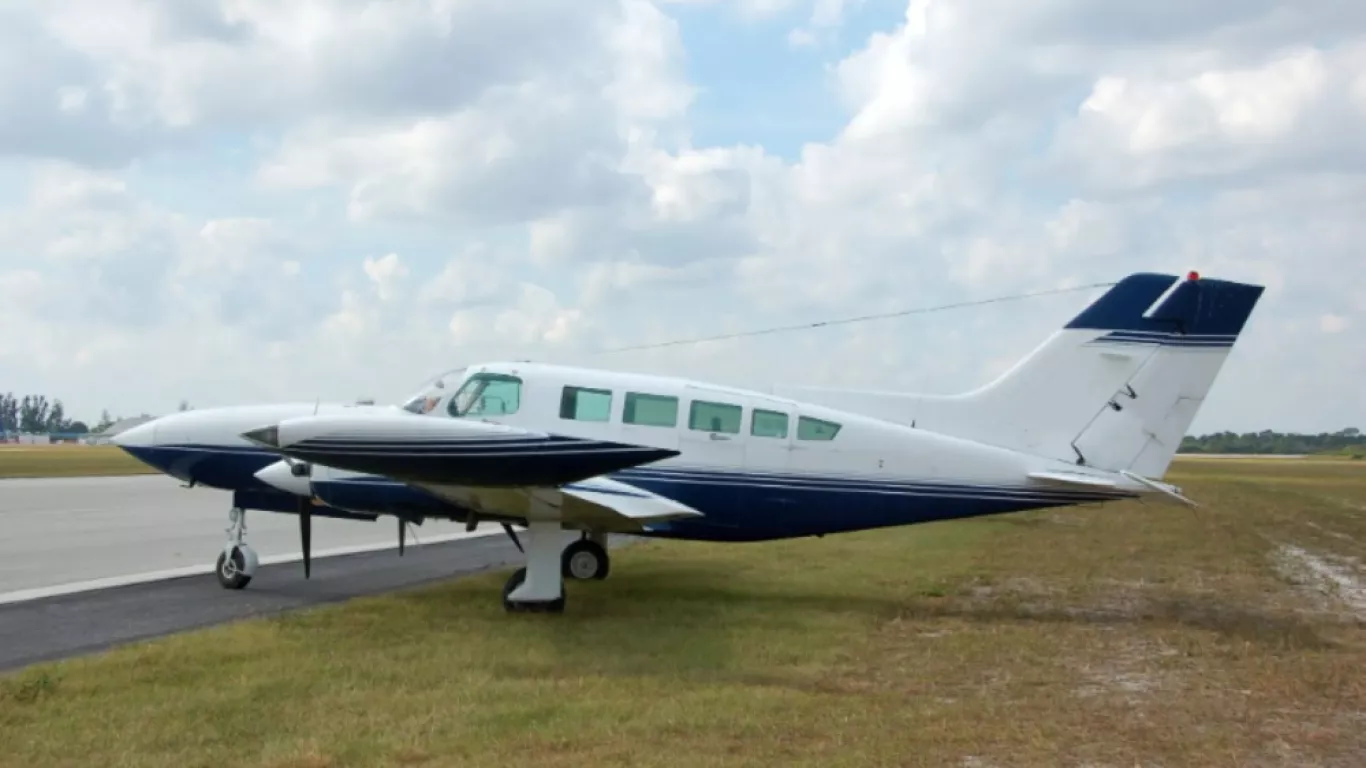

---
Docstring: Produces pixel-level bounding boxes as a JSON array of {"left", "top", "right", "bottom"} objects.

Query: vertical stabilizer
[{"left": 771, "top": 272, "right": 1264, "bottom": 478}]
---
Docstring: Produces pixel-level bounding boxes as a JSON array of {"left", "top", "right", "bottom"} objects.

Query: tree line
[
  {"left": 1179, "top": 428, "right": 1364, "bottom": 457},
  {"left": 0, "top": 393, "right": 193, "bottom": 436},
  {"left": 0, "top": 393, "right": 94, "bottom": 434}
]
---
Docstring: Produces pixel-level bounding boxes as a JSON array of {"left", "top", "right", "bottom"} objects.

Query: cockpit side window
[
  {"left": 448, "top": 373, "right": 523, "bottom": 417},
  {"left": 401, "top": 394, "right": 441, "bottom": 415}
]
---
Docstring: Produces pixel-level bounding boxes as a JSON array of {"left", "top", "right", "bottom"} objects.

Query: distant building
[{"left": 86, "top": 415, "right": 158, "bottom": 445}]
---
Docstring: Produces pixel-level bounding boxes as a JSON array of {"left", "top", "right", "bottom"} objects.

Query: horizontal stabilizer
[
  {"left": 1119, "top": 470, "right": 1199, "bottom": 507},
  {"left": 1027, "top": 470, "right": 1122, "bottom": 490}
]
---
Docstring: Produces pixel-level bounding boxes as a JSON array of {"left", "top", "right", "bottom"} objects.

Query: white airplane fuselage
[
  {"left": 109, "top": 271, "right": 1264, "bottom": 606},
  {"left": 285, "top": 361, "right": 1143, "bottom": 542}
]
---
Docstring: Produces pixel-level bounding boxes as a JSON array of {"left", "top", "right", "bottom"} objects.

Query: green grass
[
  {"left": 2, "top": 460, "right": 1365, "bottom": 767},
  {"left": 0, "top": 445, "right": 157, "bottom": 478}
]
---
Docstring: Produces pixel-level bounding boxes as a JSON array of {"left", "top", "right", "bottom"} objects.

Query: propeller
[
  {"left": 298, "top": 496, "right": 312, "bottom": 579},
  {"left": 501, "top": 523, "right": 523, "bottom": 553},
  {"left": 397, "top": 518, "right": 420, "bottom": 556}
]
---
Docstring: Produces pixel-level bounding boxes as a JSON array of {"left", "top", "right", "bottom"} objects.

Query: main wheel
[
  {"left": 561, "top": 539, "right": 610, "bottom": 581},
  {"left": 216, "top": 547, "right": 252, "bottom": 590},
  {"left": 501, "top": 567, "right": 566, "bottom": 613}
]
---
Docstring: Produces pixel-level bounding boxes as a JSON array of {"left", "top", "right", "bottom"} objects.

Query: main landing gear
[
  {"left": 217, "top": 506, "right": 260, "bottom": 590},
  {"left": 501, "top": 527, "right": 611, "bottom": 614}
]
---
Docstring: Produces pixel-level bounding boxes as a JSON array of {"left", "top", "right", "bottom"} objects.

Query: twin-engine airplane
[{"left": 114, "top": 271, "right": 1264, "bottom": 613}]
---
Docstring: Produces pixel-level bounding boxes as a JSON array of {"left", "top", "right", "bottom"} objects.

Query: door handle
[{"left": 709, "top": 433, "right": 730, "bottom": 441}]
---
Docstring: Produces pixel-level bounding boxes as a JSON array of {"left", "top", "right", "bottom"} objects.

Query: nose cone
[
  {"left": 255, "top": 460, "right": 313, "bottom": 497},
  {"left": 111, "top": 420, "right": 158, "bottom": 447}
]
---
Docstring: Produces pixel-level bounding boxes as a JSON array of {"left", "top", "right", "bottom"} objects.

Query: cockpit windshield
[
  {"left": 398, "top": 367, "right": 467, "bottom": 415},
  {"left": 448, "top": 372, "right": 522, "bottom": 417}
]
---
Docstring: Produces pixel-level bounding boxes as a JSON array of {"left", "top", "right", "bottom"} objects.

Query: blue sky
[
  {"left": 0, "top": 0, "right": 1362, "bottom": 434},
  {"left": 675, "top": 1, "right": 908, "bottom": 157}
]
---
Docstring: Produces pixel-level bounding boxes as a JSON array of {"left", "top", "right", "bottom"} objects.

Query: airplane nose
[
  {"left": 255, "top": 460, "right": 313, "bottom": 497},
  {"left": 111, "top": 420, "right": 157, "bottom": 447}
]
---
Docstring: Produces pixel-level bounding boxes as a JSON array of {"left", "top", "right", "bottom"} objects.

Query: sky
[{"left": 1, "top": 0, "right": 1363, "bottom": 435}]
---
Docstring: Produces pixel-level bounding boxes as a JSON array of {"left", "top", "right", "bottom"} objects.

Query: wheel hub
[{"left": 568, "top": 551, "right": 598, "bottom": 579}]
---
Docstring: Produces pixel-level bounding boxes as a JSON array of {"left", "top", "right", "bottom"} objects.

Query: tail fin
[
  {"left": 773, "top": 272, "right": 1265, "bottom": 478},
  {"left": 1060, "top": 272, "right": 1264, "bottom": 477}
]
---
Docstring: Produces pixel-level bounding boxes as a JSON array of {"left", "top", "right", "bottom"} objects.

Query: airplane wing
[
  {"left": 242, "top": 411, "right": 698, "bottom": 532},
  {"left": 412, "top": 476, "right": 703, "bottom": 533}
]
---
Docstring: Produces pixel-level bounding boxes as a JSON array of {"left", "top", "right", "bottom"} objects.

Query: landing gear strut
[
  {"left": 216, "top": 506, "right": 259, "bottom": 590},
  {"left": 501, "top": 527, "right": 613, "bottom": 614},
  {"left": 502, "top": 520, "right": 567, "bottom": 613}
]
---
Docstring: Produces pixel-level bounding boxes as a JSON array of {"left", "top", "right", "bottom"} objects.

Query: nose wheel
[{"left": 217, "top": 507, "right": 259, "bottom": 590}]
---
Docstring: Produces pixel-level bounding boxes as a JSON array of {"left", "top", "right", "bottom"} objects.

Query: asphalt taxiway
[
  {"left": 0, "top": 475, "right": 535, "bottom": 672},
  {"left": 0, "top": 475, "right": 496, "bottom": 597}
]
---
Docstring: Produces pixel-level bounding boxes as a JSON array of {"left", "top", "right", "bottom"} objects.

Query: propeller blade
[
  {"left": 298, "top": 497, "right": 312, "bottom": 579},
  {"left": 399, "top": 518, "right": 406, "bottom": 556},
  {"left": 501, "top": 523, "right": 523, "bottom": 553}
]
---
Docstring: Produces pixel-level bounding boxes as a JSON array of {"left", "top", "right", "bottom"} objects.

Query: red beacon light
[{"left": 1187, "top": 270, "right": 1200, "bottom": 281}]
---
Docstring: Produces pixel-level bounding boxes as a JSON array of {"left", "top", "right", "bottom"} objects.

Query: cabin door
[{"left": 677, "top": 395, "right": 746, "bottom": 469}]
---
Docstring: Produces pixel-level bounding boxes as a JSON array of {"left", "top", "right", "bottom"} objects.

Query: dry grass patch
[
  {"left": 2, "top": 460, "right": 1365, "bottom": 767},
  {"left": 0, "top": 444, "right": 156, "bottom": 478}
]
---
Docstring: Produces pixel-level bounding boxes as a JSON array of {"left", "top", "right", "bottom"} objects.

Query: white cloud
[
  {"left": 1, "top": 0, "right": 1363, "bottom": 437},
  {"left": 1320, "top": 314, "right": 1349, "bottom": 334}
]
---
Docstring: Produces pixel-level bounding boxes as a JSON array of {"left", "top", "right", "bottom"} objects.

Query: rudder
[
  {"left": 768, "top": 272, "right": 1265, "bottom": 478},
  {"left": 1066, "top": 274, "right": 1265, "bottom": 477}
]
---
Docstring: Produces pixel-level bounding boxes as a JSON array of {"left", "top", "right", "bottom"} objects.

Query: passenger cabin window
[
  {"left": 797, "top": 416, "right": 841, "bottom": 441},
  {"left": 751, "top": 409, "right": 789, "bottom": 439},
  {"left": 689, "top": 400, "right": 742, "bottom": 434},
  {"left": 623, "top": 392, "right": 678, "bottom": 427},
  {"left": 448, "top": 373, "right": 522, "bottom": 417},
  {"left": 560, "top": 386, "right": 612, "bottom": 422}
]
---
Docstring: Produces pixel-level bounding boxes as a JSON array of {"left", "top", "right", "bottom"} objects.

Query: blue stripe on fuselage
[
  {"left": 119, "top": 443, "right": 1135, "bottom": 542},
  {"left": 119, "top": 443, "right": 280, "bottom": 490},
  {"left": 319, "top": 466, "right": 1132, "bottom": 542}
]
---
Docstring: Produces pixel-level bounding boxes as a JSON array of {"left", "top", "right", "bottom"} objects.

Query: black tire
[
  {"left": 561, "top": 539, "right": 610, "bottom": 581},
  {"left": 215, "top": 548, "right": 252, "bottom": 590},
  {"left": 502, "top": 567, "right": 566, "bottom": 613}
]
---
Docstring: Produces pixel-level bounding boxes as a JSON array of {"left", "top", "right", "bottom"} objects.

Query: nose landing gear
[{"left": 216, "top": 506, "right": 259, "bottom": 590}]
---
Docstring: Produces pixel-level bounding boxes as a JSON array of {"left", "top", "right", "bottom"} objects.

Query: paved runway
[
  {"left": 0, "top": 474, "right": 494, "bottom": 597},
  {"left": 0, "top": 474, "right": 551, "bottom": 672},
  {"left": 0, "top": 534, "right": 532, "bottom": 672}
]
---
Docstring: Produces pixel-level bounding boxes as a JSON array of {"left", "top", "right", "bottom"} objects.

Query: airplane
[{"left": 114, "top": 271, "right": 1264, "bottom": 614}]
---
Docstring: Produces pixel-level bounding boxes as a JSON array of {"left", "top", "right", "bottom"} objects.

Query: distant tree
[
  {"left": 68, "top": 421, "right": 89, "bottom": 434},
  {"left": 93, "top": 409, "right": 115, "bottom": 434},
  {"left": 1180, "top": 429, "right": 1366, "bottom": 456},
  {"left": 19, "top": 395, "right": 49, "bottom": 432},
  {"left": 46, "top": 400, "right": 66, "bottom": 433},
  {"left": 0, "top": 393, "right": 16, "bottom": 433},
  {"left": 178, "top": 399, "right": 192, "bottom": 412}
]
